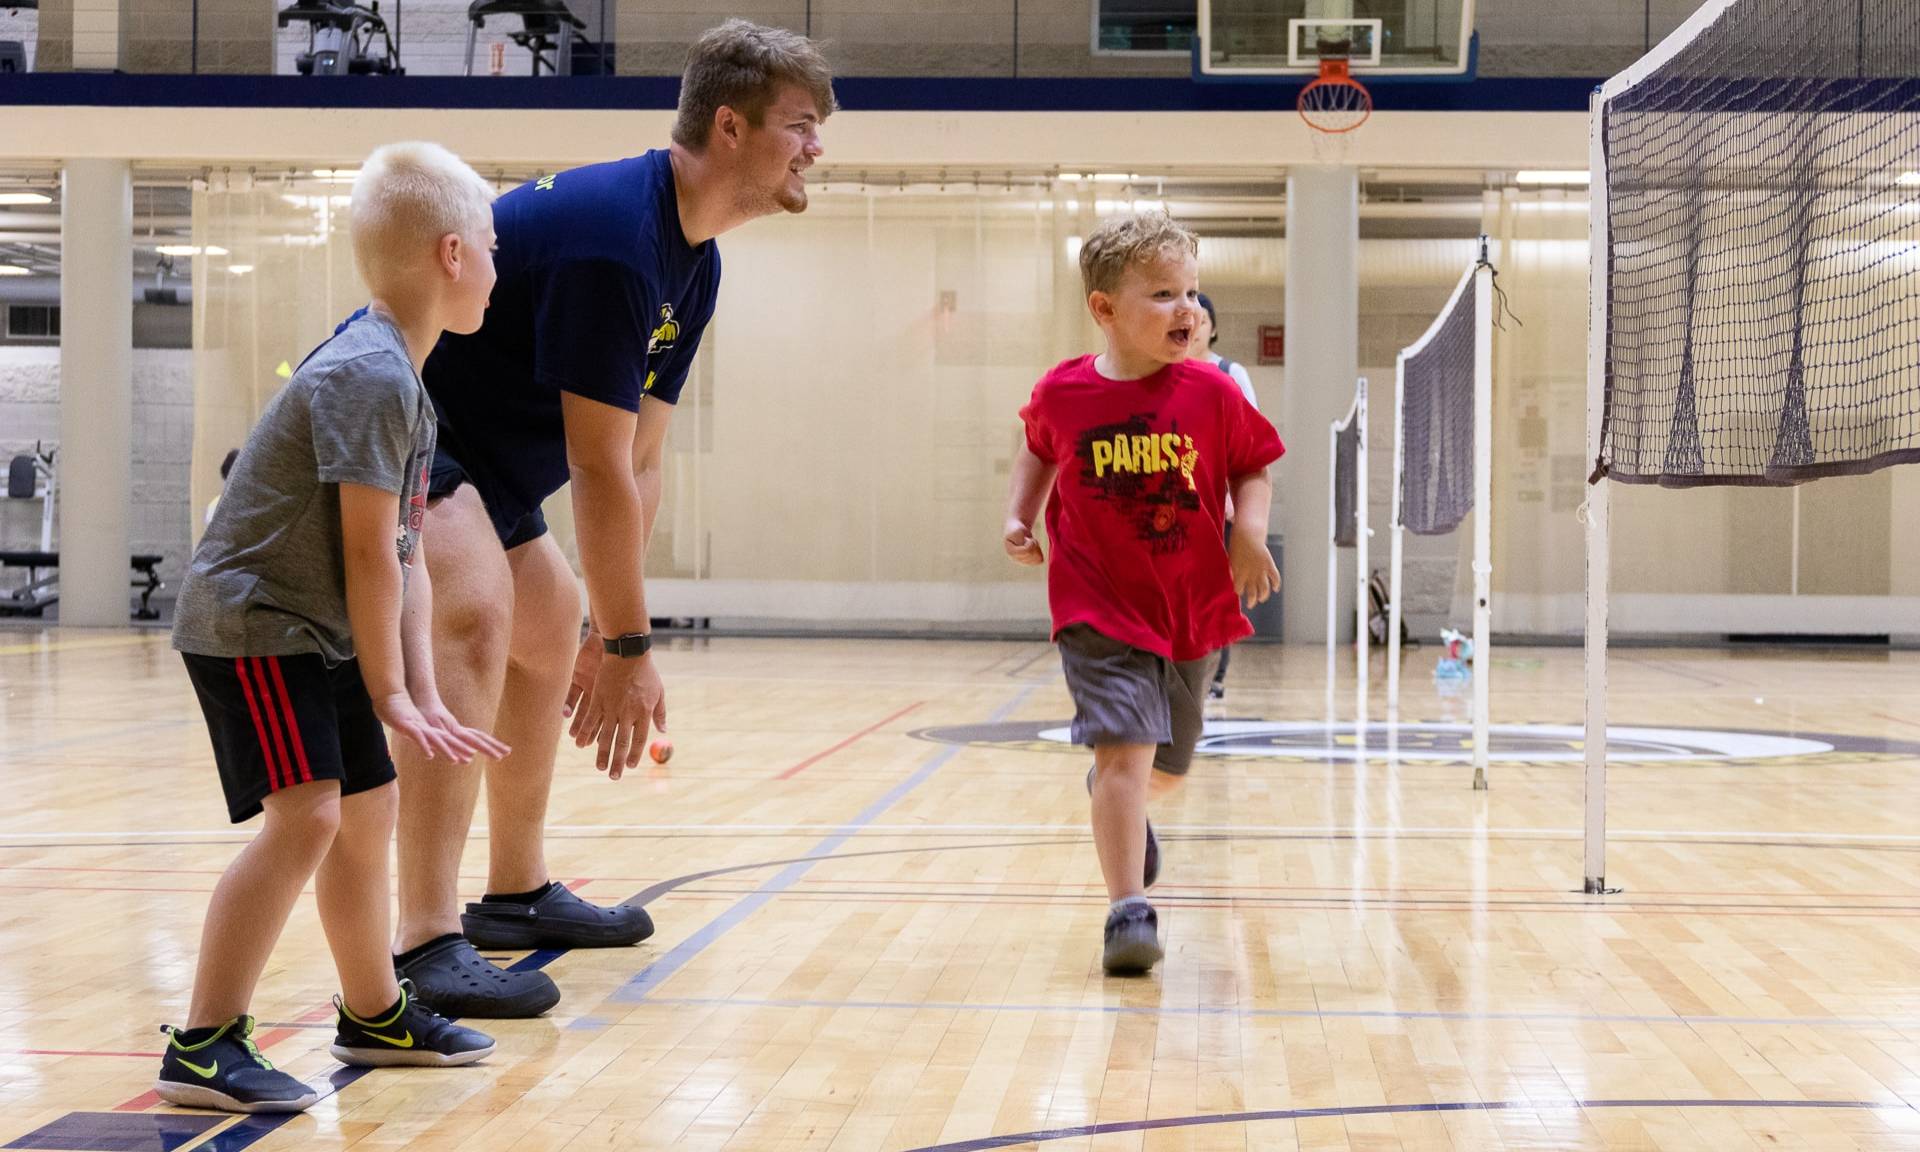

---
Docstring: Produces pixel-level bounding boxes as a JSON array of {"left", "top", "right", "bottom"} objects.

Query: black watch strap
[{"left": 602, "top": 632, "right": 653, "bottom": 658}]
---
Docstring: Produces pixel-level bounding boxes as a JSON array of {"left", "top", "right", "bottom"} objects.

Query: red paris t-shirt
[{"left": 1020, "top": 356, "right": 1286, "bottom": 662}]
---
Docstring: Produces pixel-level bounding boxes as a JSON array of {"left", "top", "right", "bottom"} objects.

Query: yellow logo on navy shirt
[
  {"left": 534, "top": 173, "right": 556, "bottom": 192},
  {"left": 643, "top": 305, "right": 681, "bottom": 394},
  {"left": 648, "top": 304, "right": 680, "bottom": 356}
]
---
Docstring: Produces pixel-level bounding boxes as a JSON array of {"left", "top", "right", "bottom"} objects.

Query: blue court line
[
  {"left": 645, "top": 994, "right": 1920, "bottom": 1033},
  {"left": 901, "top": 1099, "right": 1917, "bottom": 1152},
  {"left": 611, "top": 687, "right": 1035, "bottom": 1004}
]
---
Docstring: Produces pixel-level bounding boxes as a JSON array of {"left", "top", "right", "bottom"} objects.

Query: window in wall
[
  {"left": 6, "top": 304, "right": 58, "bottom": 339},
  {"left": 1094, "top": 0, "right": 1197, "bottom": 54}
]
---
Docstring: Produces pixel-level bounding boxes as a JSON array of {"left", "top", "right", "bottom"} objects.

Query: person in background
[
  {"left": 204, "top": 449, "right": 240, "bottom": 528},
  {"left": 1191, "top": 293, "right": 1258, "bottom": 700}
]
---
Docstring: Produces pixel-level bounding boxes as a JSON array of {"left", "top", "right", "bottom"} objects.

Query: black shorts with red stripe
[{"left": 181, "top": 652, "right": 396, "bottom": 824}]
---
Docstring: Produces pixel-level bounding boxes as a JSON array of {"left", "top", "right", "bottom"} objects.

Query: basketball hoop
[{"left": 1298, "top": 53, "right": 1372, "bottom": 135}]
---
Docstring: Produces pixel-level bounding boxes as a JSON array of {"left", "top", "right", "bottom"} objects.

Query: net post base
[
  {"left": 1583, "top": 876, "right": 1622, "bottom": 896},
  {"left": 1471, "top": 768, "right": 1488, "bottom": 791}
]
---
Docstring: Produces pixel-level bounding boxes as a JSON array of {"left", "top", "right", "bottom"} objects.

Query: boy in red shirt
[{"left": 1004, "top": 212, "right": 1284, "bottom": 974}]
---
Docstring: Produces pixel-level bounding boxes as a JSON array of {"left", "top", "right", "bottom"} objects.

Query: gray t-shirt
[{"left": 173, "top": 309, "right": 435, "bottom": 665}]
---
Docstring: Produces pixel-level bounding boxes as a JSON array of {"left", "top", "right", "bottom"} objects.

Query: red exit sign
[{"left": 1258, "top": 324, "right": 1285, "bottom": 365}]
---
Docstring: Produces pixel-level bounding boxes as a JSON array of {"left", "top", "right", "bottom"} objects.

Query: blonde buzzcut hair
[
  {"left": 671, "top": 18, "right": 837, "bottom": 150},
  {"left": 349, "top": 142, "right": 495, "bottom": 296},
  {"left": 1078, "top": 211, "right": 1199, "bottom": 297}
]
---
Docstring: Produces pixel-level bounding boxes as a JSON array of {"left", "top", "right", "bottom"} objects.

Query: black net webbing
[
  {"left": 1334, "top": 415, "right": 1360, "bottom": 547},
  {"left": 1400, "top": 268, "right": 1478, "bottom": 535},
  {"left": 1599, "top": 0, "right": 1920, "bottom": 487}
]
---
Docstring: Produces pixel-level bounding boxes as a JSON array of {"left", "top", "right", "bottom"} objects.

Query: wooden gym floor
[{"left": 5, "top": 629, "right": 1920, "bottom": 1150}]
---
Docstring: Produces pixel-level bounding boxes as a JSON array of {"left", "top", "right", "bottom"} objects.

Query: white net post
[
  {"left": 1354, "top": 377, "right": 1370, "bottom": 715},
  {"left": 1326, "top": 415, "right": 1339, "bottom": 723},
  {"left": 1470, "top": 244, "right": 1492, "bottom": 791},
  {"left": 1584, "top": 85, "right": 1612, "bottom": 893},
  {"left": 1387, "top": 357, "right": 1406, "bottom": 720},
  {"left": 1326, "top": 377, "right": 1368, "bottom": 722}
]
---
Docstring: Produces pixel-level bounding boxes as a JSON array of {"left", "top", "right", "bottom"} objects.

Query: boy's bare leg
[
  {"left": 315, "top": 782, "right": 401, "bottom": 1016},
  {"left": 394, "top": 487, "right": 512, "bottom": 953},
  {"left": 481, "top": 534, "right": 580, "bottom": 896},
  {"left": 186, "top": 784, "right": 343, "bottom": 1028},
  {"left": 1090, "top": 743, "right": 1156, "bottom": 903}
]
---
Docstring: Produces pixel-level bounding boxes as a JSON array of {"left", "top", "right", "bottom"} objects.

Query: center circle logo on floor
[{"left": 909, "top": 720, "right": 1920, "bottom": 766}]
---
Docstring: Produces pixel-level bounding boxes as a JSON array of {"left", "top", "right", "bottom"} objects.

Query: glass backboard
[{"left": 1198, "top": 0, "right": 1477, "bottom": 78}]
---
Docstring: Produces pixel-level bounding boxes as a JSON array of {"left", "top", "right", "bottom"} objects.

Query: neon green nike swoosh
[
  {"left": 178, "top": 1057, "right": 218, "bottom": 1078},
  {"left": 364, "top": 1030, "right": 414, "bottom": 1048}
]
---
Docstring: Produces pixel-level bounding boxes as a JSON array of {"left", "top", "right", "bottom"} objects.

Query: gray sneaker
[{"left": 1102, "top": 902, "right": 1163, "bottom": 975}]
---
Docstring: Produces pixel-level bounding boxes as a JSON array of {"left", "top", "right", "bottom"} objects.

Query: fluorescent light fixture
[
  {"left": 1515, "top": 170, "right": 1592, "bottom": 186},
  {"left": 228, "top": 265, "right": 255, "bottom": 275},
  {"left": 1059, "top": 173, "right": 1084, "bottom": 183},
  {"left": 310, "top": 168, "right": 361, "bottom": 183},
  {"left": 1898, "top": 171, "right": 1920, "bottom": 187},
  {"left": 0, "top": 264, "right": 30, "bottom": 276},
  {"left": 0, "top": 192, "right": 51, "bottom": 205},
  {"left": 1091, "top": 173, "right": 1140, "bottom": 183},
  {"left": 156, "top": 245, "right": 230, "bottom": 257}
]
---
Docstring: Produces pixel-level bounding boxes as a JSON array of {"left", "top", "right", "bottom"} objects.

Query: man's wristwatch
[{"left": 602, "top": 632, "right": 653, "bottom": 659}]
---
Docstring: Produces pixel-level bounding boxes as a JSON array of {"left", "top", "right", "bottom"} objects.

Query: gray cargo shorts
[{"left": 1056, "top": 623, "right": 1218, "bottom": 775}]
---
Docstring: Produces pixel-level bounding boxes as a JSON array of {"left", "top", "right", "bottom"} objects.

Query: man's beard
[{"left": 736, "top": 174, "right": 808, "bottom": 218}]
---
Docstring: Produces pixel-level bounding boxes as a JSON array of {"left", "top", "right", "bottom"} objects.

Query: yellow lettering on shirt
[{"left": 1092, "top": 440, "right": 1114, "bottom": 476}]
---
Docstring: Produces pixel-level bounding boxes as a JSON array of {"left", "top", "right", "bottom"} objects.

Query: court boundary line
[{"left": 897, "top": 1099, "right": 1916, "bottom": 1152}]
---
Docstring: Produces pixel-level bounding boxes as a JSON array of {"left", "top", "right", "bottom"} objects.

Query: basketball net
[{"left": 1299, "top": 48, "right": 1371, "bottom": 163}]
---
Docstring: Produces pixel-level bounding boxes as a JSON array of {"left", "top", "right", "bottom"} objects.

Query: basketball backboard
[{"left": 1197, "top": 0, "right": 1477, "bottom": 79}]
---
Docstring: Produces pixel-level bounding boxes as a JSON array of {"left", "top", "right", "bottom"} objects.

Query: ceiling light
[
  {"left": 1515, "top": 170, "right": 1592, "bottom": 186},
  {"left": 228, "top": 265, "right": 254, "bottom": 275},
  {"left": 1898, "top": 171, "right": 1920, "bottom": 187},
  {"left": 156, "top": 245, "right": 229, "bottom": 257},
  {"left": 0, "top": 192, "right": 51, "bottom": 205},
  {"left": 310, "top": 168, "right": 361, "bottom": 183},
  {"left": 0, "top": 264, "right": 30, "bottom": 276}
]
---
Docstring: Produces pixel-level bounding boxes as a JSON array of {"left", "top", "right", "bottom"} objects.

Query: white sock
[{"left": 1111, "top": 895, "right": 1150, "bottom": 915}]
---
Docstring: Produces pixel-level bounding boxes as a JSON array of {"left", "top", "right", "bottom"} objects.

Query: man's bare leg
[
  {"left": 390, "top": 486, "right": 560, "bottom": 1018},
  {"left": 460, "top": 531, "right": 654, "bottom": 949},
  {"left": 393, "top": 486, "right": 511, "bottom": 952}
]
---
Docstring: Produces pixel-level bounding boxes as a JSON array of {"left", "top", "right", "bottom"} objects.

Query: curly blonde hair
[{"left": 1078, "top": 211, "right": 1198, "bottom": 297}]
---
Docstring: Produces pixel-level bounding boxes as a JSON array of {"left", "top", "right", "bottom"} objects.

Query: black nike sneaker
[
  {"left": 330, "top": 979, "right": 495, "bottom": 1068},
  {"left": 154, "top": 1016, "right": 321, "bottom": 1113}
]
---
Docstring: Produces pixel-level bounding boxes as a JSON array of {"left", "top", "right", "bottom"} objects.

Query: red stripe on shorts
[
  {"left": 248, "top": 657, "right": 297, "bottom": 792},
  {"left": 265, "top": 656, "right": 314, "bottom": 784},
  {"left": 234, "top": 657, "right": 284, "bottom": 792}
]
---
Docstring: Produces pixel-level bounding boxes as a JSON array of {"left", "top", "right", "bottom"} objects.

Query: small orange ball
[{"left": 649, "top": 738, "right": 674, "bottom": 764}]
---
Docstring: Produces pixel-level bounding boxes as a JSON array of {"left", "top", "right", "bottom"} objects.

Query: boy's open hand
[
  {"left": 373, "top": 693, "right": 509, "bottom": 764},
  {"left": 1229, "top": 527, "right": 1281, "bottom": 609},
  {"left": 1004, "top": 519, "right": 1045, "bottom": 566}
]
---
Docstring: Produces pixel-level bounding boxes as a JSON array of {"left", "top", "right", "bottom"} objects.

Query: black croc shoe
[
  {"left": 462, "top": 884, "right": 654, "bottom": 950},
  {"left": 395, "top": 936, "right": 560, "bottom": 1019}
]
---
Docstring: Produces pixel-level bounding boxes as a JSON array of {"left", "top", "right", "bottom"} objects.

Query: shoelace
[
  {"left": 234, "top": 1017, "right": 278, "bottom": 1070},
  {"left": 159, "top": 1016, "right": 279, "bottom": 1071}
]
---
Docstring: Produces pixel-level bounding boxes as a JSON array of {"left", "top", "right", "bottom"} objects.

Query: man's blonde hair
[
  {"left": 1078, "top": 211, "right": 1199, "bottom": 297},
  {"left": 672, "top": 18, "right": 837, "bottom": 150},
  {"left": 349, "top": 142, "right": 495, "bottom": 296}
]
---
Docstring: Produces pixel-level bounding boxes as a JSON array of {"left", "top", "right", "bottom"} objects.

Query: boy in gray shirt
[{"left": 158, "top": 143, "right": 510, "bottom": 1114}]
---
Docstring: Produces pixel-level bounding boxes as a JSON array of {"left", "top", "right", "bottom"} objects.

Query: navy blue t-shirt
[{"left": 423, "top": 149, "right": 720, "bottom": 528}]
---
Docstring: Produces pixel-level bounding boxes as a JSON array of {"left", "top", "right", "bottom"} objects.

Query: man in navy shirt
[{"left": 392, "top": 19, "right": 834, "bottom": 1017}]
